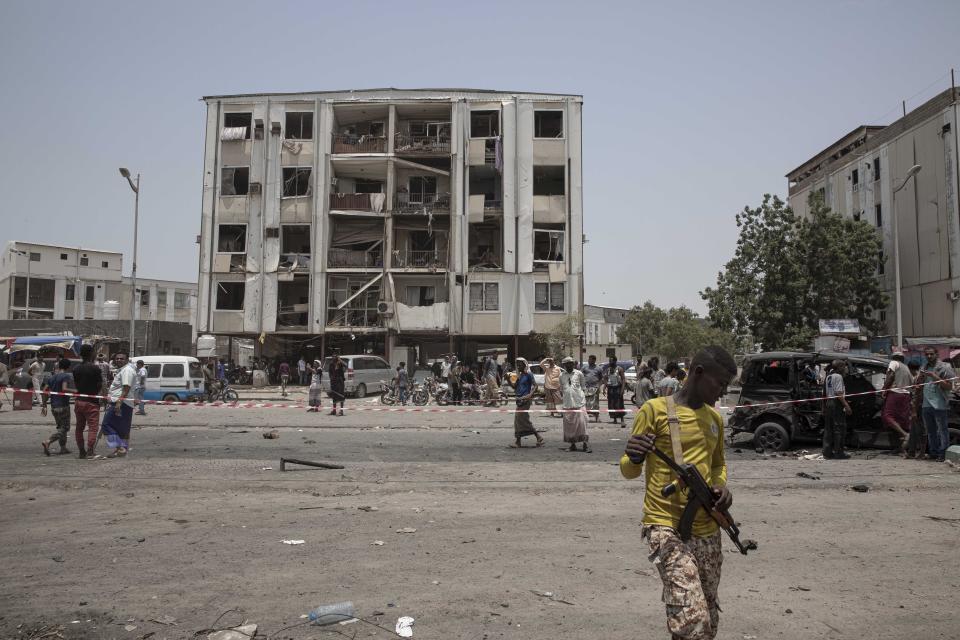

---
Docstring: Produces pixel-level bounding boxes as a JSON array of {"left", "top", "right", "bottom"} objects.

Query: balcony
[
  {"left": 395, "top": 192, "right": 451, "bottom": 215},
  {"left": 326, "top": 308, "right": 382, "bottom": 328},
  {"left": 394, "top": 134, "right": 450, "bottom": 156},
  {"left": 328, "top": 248, "right": 383, "bottom": 268},
  {"left": 332, "top": 134, "right": 387, "bottom": 154},
  {"left": 329, "top": 192, "right": 387, "bottom": 212},
  {"left": 392, "top": 249, "right": 446, "bottom": 270}
]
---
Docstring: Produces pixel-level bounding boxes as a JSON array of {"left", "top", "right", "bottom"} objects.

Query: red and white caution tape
[{"left": 2, "top": 375, "right": 955, "bottom": 414}]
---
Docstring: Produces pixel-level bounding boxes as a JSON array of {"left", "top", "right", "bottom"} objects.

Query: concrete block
[{"left": 946, "top": 445, "right": 960, "bottom": 462}]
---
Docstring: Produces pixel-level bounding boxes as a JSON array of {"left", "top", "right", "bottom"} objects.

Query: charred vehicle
[{"left": 728, "top": 351, "right": 960, "bottom": 451}]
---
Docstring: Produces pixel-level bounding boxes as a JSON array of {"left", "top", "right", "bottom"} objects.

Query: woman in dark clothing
[{"left": 328, "top": 355, "right": 346, "bottom": 416}]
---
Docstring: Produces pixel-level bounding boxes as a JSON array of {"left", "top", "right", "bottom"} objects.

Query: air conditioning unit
[{"left": 377, "top": 301, "right": 395, "bottom": 316}]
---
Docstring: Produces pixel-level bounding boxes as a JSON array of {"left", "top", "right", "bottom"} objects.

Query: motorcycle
[
  {"left": 411, "top": 379, "right": 430, "bottom": 406},
  {"left": 379, "top": 380, "right": 400, "bottom": 405}
]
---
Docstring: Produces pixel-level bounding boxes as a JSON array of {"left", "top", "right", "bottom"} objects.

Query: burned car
[{"left": 727, "top": 351, "right": 959, "bottom": 451}]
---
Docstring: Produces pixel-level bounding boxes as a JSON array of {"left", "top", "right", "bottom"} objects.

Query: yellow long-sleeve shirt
[{"left": 619, "top": 397, "right": 727, "bottom": 537}]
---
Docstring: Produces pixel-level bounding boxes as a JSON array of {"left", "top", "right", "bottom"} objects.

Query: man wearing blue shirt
[{"left": 919, "top": 348, "right": 956, "bottom": 462}]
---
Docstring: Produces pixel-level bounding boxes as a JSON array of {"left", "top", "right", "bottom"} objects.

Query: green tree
[
  {"left": 535, "top": 314, "right": 581, "bottom": 359},
  {"left": 701, "top": 193, "right": 886, "bottom": 350},
  {"left": 617, "top": 303, "right": 738, "bottom": 361}
]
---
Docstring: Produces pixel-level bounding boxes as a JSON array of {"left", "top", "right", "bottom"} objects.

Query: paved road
[{"left": 1, "top": 403, "right": 958, "bottom": 640}]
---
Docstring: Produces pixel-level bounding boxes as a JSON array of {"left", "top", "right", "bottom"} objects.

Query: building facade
[
  {"left": 583, "top": 304, "right": 632, "bottom": 361},
  {"left": 786, "top": 88, "right": 960, "bottom": 339},
  {"left": 0, "top": 241, "right": 198, "bottom": 344},
  {"left": 196, "top": 88, "right": 584, "bottom": 363}
]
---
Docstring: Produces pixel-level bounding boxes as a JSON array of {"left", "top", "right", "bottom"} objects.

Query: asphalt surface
[{"left": 1, "top": 397, "right": 959, "bottom": 640}]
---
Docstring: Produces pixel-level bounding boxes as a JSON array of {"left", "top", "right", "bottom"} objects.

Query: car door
[
  {"left": 738, "top": 357, "right": 798, "bottom": 429},
  {"left": 143, "top": 363, "right": 162, "bottom": 400},
  {"left": 845, "top": 360, "right": 892, "bottom": 448},
  {"left": 160, "top": 362, "right": 186, "bottom": 399}
]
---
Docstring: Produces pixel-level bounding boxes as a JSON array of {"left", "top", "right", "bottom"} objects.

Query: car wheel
[
  {"left": 162, "top": 393, "right": 179, "bottom": 402},
  {"left": 949, "top": 427, "right": 960, "bottom": 447},
  {"left": 754, "top": 422, "right": 790, "bottom": 451},
  {"left": 355, "top": 383, "right": 367, "bottom": 399}
]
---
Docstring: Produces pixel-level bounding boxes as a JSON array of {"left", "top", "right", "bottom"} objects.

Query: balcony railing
[
  {"left": 332, "top": 134, "right": 387, "bottom": 154},
  {"left": 393, "top": 249, "right": 446, "bottom": 269},
  {"left": 279, "top": 253, "right": 311, "bottom": 272},
  {"left": 328, "top": 248, "right": 383, "bottom": 268},
  {"left": 394, "top": 134, "right": 450, "bottom": 155},
  {"left": 395, "top": 192, "right": 451, "bottom": 214}
]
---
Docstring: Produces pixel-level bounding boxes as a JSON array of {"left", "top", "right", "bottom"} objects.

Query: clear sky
[{"left": 2, "top": 0, "right": 959, "bottom": 313}]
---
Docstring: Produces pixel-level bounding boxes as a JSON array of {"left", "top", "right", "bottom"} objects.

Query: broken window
[
  {"left": 65, "top": 284, "right": 75, "bottom": 301},
  {"left": 533, "top": 166, "right": 565, "bottom": 196},
  {"left": 85, "top": 285, "right": 95, "bottom": 302},
  {"left": 408, "top": 176, "right": 437, "bottom": 203},
  {"left": 327, "top": 276, "right": 382, "bottom": 327},
  {"left": 469, "top": 169, "right": 502, "bottom": 206},
  {"left": 216, "top": 281, "right": 245, "bottom": 310},
  {"left": 405, "top": 285, "right": 446, "bottom": 307},
  {"left": 468, "top": 223, "right": 502, "bottom": 270},
  {"left": 278, "top": 277, "right": 309, "bottom": 328},
  {"left": 221, "top": 167, "right": 250, "bottom": 196},
  {"left": 469, "top": 282, "right": 499, "bottom": 311},
  {"left": 140, "top": 290, "right": 149, "bottom": 306},
  {"left": 280, "top": 225, "right": 311, "bottom": 271},
  {"left": 328, "top": 220, "right": 384, "bottom": 268},
  {"left": 875, "top": 203, "right": 882, "bottom": 227},
  {"left": 217, "top": 224, "right": 247, "bottom": 253},
  {"left": 851, "top": 168, "right": 859, "bottom": 186},
  {"left": 535, "top": 283, "right": 564, "bottom": 311},
  {"left": 285, "top": 112, "right": 314, "bottom": 140},
  {"left": 13, "top": 276, "right": 55, "bottom": 308},
  {"left": 80, "top": 256, "right": 89, "bottom": 266},
  {"left": 157, "top": 290, "right": 167, "bottom": 307},
  {"left": 470, "top": 110, "right": 500, "bottom": 138},
  {"left": 534, "top": 110, "right": 563, "bottom": 138},
  {"left": 222, "top": 113, "right": 252, "bottom": 140},
  {"left": 534, "top": 229, "right": 565, "bottom": 263},
  {"left": 873, "top": 157, "right": 880, "bottom": 181},
  {"left": 282, "top": 167, "right": 312, "bottom": 197},
  {"left": 174, "top": 291, "right": 191, "bottom": 309}
]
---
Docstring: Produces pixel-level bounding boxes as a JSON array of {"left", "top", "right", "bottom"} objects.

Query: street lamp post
[
  {"left": 119, "top": 168, "right": 140, "bottom": 355},
  {"left": 11, "top": 248, "right": 30, "bottom": 319},
  {"left": 891, "top": 163, "right": 922, "bottom": 352}
]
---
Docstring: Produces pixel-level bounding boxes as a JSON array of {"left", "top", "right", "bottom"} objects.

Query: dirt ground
[{"left": 1, "top": 401, "right": 958, "bottom": 640}]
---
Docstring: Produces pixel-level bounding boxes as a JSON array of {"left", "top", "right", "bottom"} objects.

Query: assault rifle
[{"left": 649, "top": 445, "right": 758, "bottom": 555}]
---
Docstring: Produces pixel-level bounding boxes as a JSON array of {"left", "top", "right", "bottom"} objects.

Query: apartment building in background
[
  {"left": 197, "top": 88, "right": 584, "bottom": 364},
  {"left": 583, "top": 304, "right": 632, "bottom": 361},
  {"left": 786, "top": 87, "right": 960, "bottom": 341},
  {"left": 0, "top": 241, "right": 198, "bottom": 349}
]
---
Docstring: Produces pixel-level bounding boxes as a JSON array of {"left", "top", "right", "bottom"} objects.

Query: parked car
[
  {"left": 321, "top": 354, "right": 393, "bottom": 398},
  {"left": 728, "top": 350, "right": 960, "bottom": 451},
  {"left": 624, "top": 365, "right": 637, "bottom": 391},
  {"left": 136, "top": 355, "right": 206, "bottom": 402}
]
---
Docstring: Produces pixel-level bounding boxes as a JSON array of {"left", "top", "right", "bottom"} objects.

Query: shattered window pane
[
  {"left": 535, "top": 283, "right": 549, "bottom": 311},
  {"left": 216, "top": 282, "right": 245, "bottom": 310},
  {"left": 217, "top": 224, "right": 246, "bottom": 253},
  {"left": 534, "top": 111, "right": 563, "bottom": 138},
  {"left": 533, "top": 166, "right": 565, "bottom": 196},
  {"left": 550, "top": 283, "right": 564, "bottom": 311},
  {"left": 221, "top": 167, "right": 249, "bottom": 196},
  {"left": 283, "top": 168, "right": 312, "bottom": 197},
  {"left": 533, "top": 230, "right": 565, "bottom": 262},
  {"left": 470, "top": 111, "right": 500, "bottom": 138},
  {"left": 285, "top": 112, "right": 313, "bottom": 140}
]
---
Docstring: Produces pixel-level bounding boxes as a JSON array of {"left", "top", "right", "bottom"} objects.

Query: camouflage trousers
[{"left": 643, "top": 525, "right": 723, "bottom": 640}]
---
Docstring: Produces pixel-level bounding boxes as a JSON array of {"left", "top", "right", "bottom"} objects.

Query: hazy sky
[{"left": 2, "top": 0, "right": 959, "bottom": 313}]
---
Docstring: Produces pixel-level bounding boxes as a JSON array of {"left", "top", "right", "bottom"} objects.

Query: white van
[
  {"left": 133, "top": 355, "right": 206, "bottom": 402},
  {"left": 320, "top": 354, "right": 393, "bottom": 398}
]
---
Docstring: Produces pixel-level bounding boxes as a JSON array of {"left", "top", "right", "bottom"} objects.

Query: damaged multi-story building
[{"left": 196, "top": 89, "right": 584, "bottom": 365}]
